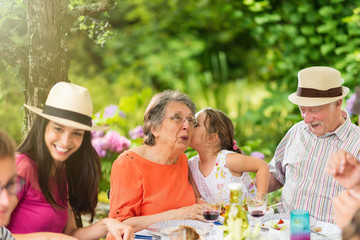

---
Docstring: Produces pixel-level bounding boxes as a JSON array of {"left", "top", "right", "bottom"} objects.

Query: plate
[
  {"left": 262, "top": 214, "right": 342, "bottom": 240},
  {"left": 262, "top": 213, "right": 316, "bottom": 230},
  {"left": 147, "top": 219, "right": 211, "bottom": 236}
]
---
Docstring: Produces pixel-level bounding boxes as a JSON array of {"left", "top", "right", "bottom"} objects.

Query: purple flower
[
  {"left": 128, "top": 126, "right": 144, "bottom": 140},
  {"left": 251, "top": 151, "right": 265, "bottom": 160},
  {"left": 92, "top": 137, "right": 107, "bottom": 158},
  {"left": 103, "top": 130, "right": 131, "bottom": 153},
  {"left": 92, "top": 130, "right": 105, "bottom": 139},
  {"left": 346, "top": 93, "right": 357, "bottom": 115},
  {"left": 104, "top": 105, "right": 118, "bottom": 118},
  {"left": 118, "top": 111, "right": 126, "bottom": 118}
]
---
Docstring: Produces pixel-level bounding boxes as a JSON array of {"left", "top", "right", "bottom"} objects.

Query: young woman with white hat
[{"left": 6, "top": 82, "right": 134, "bottom": 240}]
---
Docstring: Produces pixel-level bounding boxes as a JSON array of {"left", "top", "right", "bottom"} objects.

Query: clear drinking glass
[{"left": 247, "top": 194, "right": 267, "bottom": 225}]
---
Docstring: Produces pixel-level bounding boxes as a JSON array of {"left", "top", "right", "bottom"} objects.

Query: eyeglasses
[
  {"left": 165, "top": 113, "right": 197, "bottom": 127},
  {"left": 0, "top": 176, "right": 25, "bottom": 195}
]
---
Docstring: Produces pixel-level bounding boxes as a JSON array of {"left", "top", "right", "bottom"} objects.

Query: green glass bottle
[{"left": 223, "top": 183, "right": 249, "bottom": 240}]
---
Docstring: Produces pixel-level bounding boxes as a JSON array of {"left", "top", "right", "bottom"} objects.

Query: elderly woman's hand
[
  {"left": 327, "top": 150, "right": 360, "bottom": 189},
  {"left": 102, "top": 218, "right": 134, "bottom": 240},
  {"left": 175, "top": 204, "right": 206, "bottom": 221}
]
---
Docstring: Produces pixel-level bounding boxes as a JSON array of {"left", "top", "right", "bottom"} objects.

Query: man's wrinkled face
[{"left": 299, "top": 101, "right": 342, "bottom": 137}]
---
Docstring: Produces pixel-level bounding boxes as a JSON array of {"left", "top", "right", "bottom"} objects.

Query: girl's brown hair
[{"left": 200, "top": 108, "right": 242, "bottom": 154}]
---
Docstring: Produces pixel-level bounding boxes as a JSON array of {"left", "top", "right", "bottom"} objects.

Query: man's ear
[{"left": 336, "top": 99, "right": 343, "bottom": 108}]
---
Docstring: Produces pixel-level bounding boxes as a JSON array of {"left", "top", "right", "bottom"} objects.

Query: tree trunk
[{"left": 25, "top": 0, "right": 70, "bottom": 129}]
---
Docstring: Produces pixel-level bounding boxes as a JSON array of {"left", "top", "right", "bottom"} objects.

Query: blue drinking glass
[{"left": 290, "top": 209, "right": 310, "bottom": 240}]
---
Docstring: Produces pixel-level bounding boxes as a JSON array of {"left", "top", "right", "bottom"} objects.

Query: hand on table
[
  {"left": 327, "top": 150, "right": 360, "bottom": 189},
  {"left": 333, "top": 187, "right": 360, "bottom": 229},
  {"left": 103, "top": 218, "right": 134, "bottom": 240},
  {"left": 176, "top": 204, "right": 206, "bottom": 221}
]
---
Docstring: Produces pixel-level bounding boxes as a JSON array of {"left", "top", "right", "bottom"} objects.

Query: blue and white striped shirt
[{"left": 269, "top": 111, "right": 360, "bottom": 223}]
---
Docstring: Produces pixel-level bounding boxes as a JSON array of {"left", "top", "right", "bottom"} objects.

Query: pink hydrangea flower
[
  {"left": 103, "top": 130, "right": 131, "bottom": 153},
  {"left": 91, "top": 137, "right": 107, "bottom": 158},
  {"left": 92, "top": 130, "right": 105, "bottom": 139}
]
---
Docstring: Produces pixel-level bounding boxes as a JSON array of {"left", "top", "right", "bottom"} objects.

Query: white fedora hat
[
  {"left": 288, "top": 66, "right": 349, "bottom": 107},
  {"left": 24, "top": 82, "right": 109, "bottom": 131}
]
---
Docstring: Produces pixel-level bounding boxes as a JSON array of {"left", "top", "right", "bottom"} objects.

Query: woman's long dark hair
[{"left": 17, "top": 116, "right": 101, "bottom": 222}]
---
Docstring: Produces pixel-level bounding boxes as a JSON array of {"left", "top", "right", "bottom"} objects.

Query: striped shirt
[
  {"left": 269, "top": 111, "right": 360, "bottom": 223},
  {"left": 0, "top": 227, "right": 15, "bottom": 240}
]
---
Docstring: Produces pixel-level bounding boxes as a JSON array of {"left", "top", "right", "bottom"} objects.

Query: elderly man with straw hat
[{"left": 267, "top": 66, "right": 360, "bottom": 224}]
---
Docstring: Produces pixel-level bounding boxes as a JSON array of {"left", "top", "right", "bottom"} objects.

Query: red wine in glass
[
  {"left": 250, "top": 210, "right": 265, "bottom": 217},
  {"left": 203, "top": 210, "right": 220, "bottom": 222}
]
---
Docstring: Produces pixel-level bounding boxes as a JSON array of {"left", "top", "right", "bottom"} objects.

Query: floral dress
[{"left": 189, "top": 150, "right": 257, "bottom": 205}]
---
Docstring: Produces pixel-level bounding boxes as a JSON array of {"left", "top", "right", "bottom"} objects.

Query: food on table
[
  {"left": 311, "top": 227, "right": 322, "bottom": 232},
  {"left": 263, "top": 218, "right": 289, "bottom": 231},
  {"left": 171, "top": 225, "right": 200, "bottom": 240},
  {"left": 220, "top": 205, "right": 229, "bottom": 216}
]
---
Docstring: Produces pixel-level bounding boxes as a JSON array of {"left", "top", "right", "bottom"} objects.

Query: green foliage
[
  {"left": 68, "top": 0, "right": 113, "bottom": 46},
  {"left": 0, "top": 65, "right": 25, "bottom": 143},
  {"left": 267, "top": 189, "right": 282, "bottom": 207},
  {"left": 2, "top": 0, "right": 360, "bottom": 205},
  {"left": 0, "top": 0, "right": 26, "bottom": 26}
]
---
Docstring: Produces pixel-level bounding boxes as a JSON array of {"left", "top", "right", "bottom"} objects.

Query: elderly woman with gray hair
[{"left": 107, "top": 90, "right": 204, "bottom": 236}]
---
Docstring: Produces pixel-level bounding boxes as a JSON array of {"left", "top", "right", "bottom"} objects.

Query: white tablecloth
[{"left": 135, "top": 218, "right": 342, "bottom": 240}]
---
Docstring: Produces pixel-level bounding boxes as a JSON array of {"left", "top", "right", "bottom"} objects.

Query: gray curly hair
[{"left": 143, "top": 90, "right": 196, "bottom": 146}]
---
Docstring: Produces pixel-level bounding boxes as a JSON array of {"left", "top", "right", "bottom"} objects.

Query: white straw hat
[
  {"left": 288, "top": 66, "right": 349, "bottom": 107},
  {"left": 24, "top": 82, "right": 109, "bottom": 131}
]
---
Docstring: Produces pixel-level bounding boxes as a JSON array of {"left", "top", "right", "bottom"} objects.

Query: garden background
[{"left": 1, "top": 0, "right": 360, "bottom": 210}]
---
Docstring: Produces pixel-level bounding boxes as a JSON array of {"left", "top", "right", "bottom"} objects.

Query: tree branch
[
  {"left": 68, "top": 0, "right": 109, "bottom": 18},
  {"left": 0, "top": 31, "right": 27, "bottom": 68}
]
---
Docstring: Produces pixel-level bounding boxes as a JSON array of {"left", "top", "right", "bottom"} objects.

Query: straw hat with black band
[
  {"left": 288, "top": 66, "right": 350, "bottom": 107},
  {"left": 24, "top": 81, "right": 109, "bottom": 131}
]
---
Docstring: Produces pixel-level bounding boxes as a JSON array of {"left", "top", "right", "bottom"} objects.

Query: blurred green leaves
[{"left": 2, "top": 0, "right": 360, "bottom": 156}]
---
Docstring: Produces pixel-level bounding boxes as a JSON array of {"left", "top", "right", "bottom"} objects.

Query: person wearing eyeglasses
[
  {"left": 0, "top": 130, "right": 81, "bottom": 240},
  {"left": 107, "top": 90, "right": 204, "bottom": 236},
  {"left": 0, "top": 130, "right": 18, "bottom": 240}
]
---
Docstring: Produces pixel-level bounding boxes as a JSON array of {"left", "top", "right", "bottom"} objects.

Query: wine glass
[
  {"left": 202, "top": 202, "right": 221, "bottom": 223},
  {"left": 247, "top": 194, "right": 267, "bottom": 226},
  {"left": 202, "top": 202, "right": 221, "bottom": 237}
]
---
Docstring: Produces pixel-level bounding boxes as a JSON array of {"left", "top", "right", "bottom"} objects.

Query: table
[{"left": 134, "top": 216, "right": 342, "bottom": 240}]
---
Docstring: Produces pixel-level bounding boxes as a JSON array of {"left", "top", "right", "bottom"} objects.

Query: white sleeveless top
[{"left": 189, "top": 150, "right": 257, "bottom": 205}]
